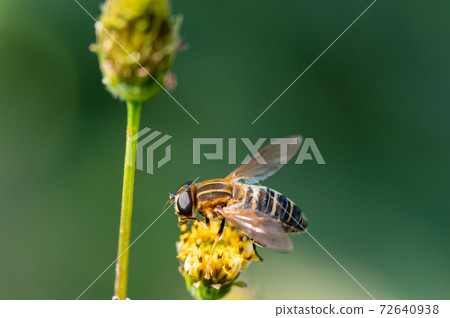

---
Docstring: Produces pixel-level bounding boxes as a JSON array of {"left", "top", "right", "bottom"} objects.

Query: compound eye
[{"left": 177, "top": 190, "right": 193, "bottom": 217}]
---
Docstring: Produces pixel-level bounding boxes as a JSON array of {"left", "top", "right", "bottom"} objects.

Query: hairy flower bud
[
  {"left": 177, "top": 220, "right": 259, "bottom": 300},
  {"left": 92, "top": 0, "right": 182, "bottom": 102}
]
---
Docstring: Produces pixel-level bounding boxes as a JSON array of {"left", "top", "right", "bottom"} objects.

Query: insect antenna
[{"left": 163, "top": 193, "right": 176, "bottom": 211}]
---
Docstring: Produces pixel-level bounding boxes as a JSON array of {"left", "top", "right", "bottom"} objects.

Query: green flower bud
[{"left": 92, "top": 0, "right": 182, "bottom": 102}]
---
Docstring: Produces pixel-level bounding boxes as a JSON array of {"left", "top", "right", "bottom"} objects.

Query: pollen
[{"left": 176, "top": 219, "right": 259, "bottom": 300}]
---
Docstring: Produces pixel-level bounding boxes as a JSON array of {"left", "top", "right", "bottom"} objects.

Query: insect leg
[
  {"left": 200, "top": 216, "right": 210, "bottom": 230},
  {"left": 205, "top": 218, "right": 226, "bottom": 279},
  {"left": 252, "top": 242, "right": 264, "bottom": 263},
  {"left": 178, "top": 216, "right": 204, "bottom": 227},
  {"left": 178, "top": 217, "right": 194, "bottom": 226}
]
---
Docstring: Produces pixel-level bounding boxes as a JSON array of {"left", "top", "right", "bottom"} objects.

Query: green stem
[{"left": 114, "top": 100, "right": 142, "bottom": 300}]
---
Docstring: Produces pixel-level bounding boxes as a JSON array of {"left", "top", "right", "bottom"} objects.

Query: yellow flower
[
  {"left": 176, "top": 220, "right": 259, "bottom": 300},
  {"left": 92, "top": 0, "right": 182, "bottom": 102}
]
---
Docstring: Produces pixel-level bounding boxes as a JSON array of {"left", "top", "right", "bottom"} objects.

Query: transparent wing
[
  {"left": 219, "top": 205, "right": 293, "bottom": 252},
  {"left": 225, "top": 135, "right": 302, "bottom": 184}
]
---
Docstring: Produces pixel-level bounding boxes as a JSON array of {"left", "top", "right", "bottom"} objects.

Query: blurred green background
[{"left": 1, "top": 0, "right": 449, "bottom": 300}]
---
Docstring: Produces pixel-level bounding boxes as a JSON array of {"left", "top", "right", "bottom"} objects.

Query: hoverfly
[{"left": 170, "top": 136, "right": 307, "bottom": 275}]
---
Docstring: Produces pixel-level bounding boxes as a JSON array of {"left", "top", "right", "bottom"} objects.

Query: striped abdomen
[{"left": 239, "top": 184, "right": 307, "bottom": 232}]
